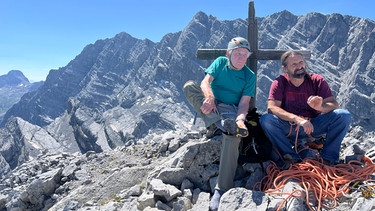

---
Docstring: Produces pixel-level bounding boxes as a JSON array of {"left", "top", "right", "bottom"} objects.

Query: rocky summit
[
  {"left": 0, "top": 9, "right": 375, "bottom": 211},
  {"left": 2, "top": 130, "right": 375, "bottom": 211}
]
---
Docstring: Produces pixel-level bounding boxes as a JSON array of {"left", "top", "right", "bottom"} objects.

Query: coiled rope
[
  {"left": 255, "top": 159, "right": 375, "bottom": 211},
  {"left": 254, "top": 125, "right": 375, "bottom": 211}
]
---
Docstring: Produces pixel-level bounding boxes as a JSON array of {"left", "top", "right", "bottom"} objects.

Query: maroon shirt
[{"left": 268, "top": 73, "right": 333, "bottom": 118}]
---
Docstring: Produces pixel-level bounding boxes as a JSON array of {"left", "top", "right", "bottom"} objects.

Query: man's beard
[{"left": 290, "top": 67, "right": 306, "bottom": 79}]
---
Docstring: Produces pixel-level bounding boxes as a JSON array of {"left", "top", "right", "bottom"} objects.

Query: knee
[
  {"left": 259, "top": 114, "right": 275, "bottom": 129},
  {"left": 334, "top": 109, "right": 351, "bottom": 124},
  {"left": 183, "top": 80, "right": 199, "bottom": 95},
  {"left": 183, "top": 80, "right": 197, "bottom": 89}
]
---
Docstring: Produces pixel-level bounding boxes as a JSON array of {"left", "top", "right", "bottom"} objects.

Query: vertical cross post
[{"left": 247, "top": 0, "right": 258, "bottom": 109}]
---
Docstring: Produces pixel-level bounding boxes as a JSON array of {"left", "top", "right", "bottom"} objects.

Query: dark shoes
[
  {"left": 280, "top": 154, "right": 300, "bottom": 170},
  {"left": 344, "top": 144, "right": 374, "bottom": 165},
  {"left": 223, "top": 119, "right": 248, "bottom": 137},
  {"left": 209, "top": 189, "right": 224, "bottom": 211},
  {"left": 206, "top": 124, "right": 222, "bottom": 139},
  {"left": 206, "top": 118, "right": 248, "bottom": 139},
  {"left": 344, "top": 154, "right": 364, "bottom": 164},
  {"left": 322, "top": 158, "right": 341, "bottom": 166}
]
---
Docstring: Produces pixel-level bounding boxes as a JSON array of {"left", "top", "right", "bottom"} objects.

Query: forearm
[
  {"left": 200, "top": 81, "right": 214, "bottom": 100},
  {"left": 236, "top": 97, "right": 251, "bottom": 121},
  {"left": 320, "top": 101, "right": 339, "bottom": 113},
  {"left": 268, "top": 105, "right": 304, "bottom": 123},
  {"left": 199, "top": 74, "right": 216, "bottom": 114}
]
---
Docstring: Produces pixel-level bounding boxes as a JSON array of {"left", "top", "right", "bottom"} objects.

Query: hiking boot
[
  {"left": 345, "top": 154, "right": 364, "bottom": 164},
  {"left": 322, "top": 158, "right": 340, "bottom": 166},
  {"left": 299, "top": 149, "right": 318, "bottom": 160},
  {"left": 344, "top": 145, "right": 372, "bottom": 164},
  {"left": 206, "top": 124, "right": 222, "bottom": 139},
  {"left": 222, "top": 119, "right": 248, "bottom": 137},
  {"left": 209, "top": 189, "right": 224, "bottom": 211},
  {"left": 297, "top": 144, "right": 318, "bottom": 160},
  {"left": 280, "top": 154, "right": 300, "bottom": 170}
]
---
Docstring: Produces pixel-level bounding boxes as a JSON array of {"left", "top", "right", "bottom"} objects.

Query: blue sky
[{"left": 0, "top": 0, "right": 374, "bottom": 82}]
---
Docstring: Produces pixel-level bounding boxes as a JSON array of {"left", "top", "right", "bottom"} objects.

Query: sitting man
[
  {"left": 260, "top": 50, "right": 351, "bottom": 168},
  {"left": 183, "top": 37, "right": 256, "bottom": 211}
]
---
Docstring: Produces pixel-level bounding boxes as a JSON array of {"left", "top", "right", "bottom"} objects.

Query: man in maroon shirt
[{"left": 260, "top": 50, "right": 351, "bottom": 168}]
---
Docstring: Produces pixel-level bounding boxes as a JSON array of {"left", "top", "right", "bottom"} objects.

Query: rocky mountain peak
[
  {"left": 0, "top": 10, "right": 375, "bottom": 210},
  {"left": 0, "top": 71, "right": 43, "bottom": 122},
  {"left": 0, "top": 70, "right": 29, "bottom": 88}
]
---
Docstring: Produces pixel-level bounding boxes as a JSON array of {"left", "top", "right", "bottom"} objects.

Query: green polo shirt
[{"left": 205, "top": 56, "right": 255, "bottom": 105}]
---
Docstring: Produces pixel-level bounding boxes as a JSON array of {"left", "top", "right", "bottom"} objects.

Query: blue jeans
[{"left": 259, "top": 109, "right": 351, "bottom": 163}]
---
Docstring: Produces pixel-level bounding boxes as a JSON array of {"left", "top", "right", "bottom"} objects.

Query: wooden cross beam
[{"left": 196, "top": 1, "right": 311, "bottom": 109}]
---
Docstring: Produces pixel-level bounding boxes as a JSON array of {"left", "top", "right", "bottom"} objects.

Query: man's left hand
[{"left": 307, "top": 95, "right": 323, "bottom": 111}]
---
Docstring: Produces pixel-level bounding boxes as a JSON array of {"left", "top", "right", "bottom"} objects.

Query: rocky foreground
[{"left": 1, "top": 128, "right": 375, "bottom": 211}]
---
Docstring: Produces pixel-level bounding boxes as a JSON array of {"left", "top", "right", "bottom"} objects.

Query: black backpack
[{"left": 239, "top": 108, "right": 273, "bottom": 164}]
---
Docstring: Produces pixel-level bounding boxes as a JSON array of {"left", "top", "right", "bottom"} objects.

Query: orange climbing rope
[
  {"left": 254, "top": 125, "right": 375, "bottom": 211},
  {"left": 255, "top": 159, "right": 375, "bottom": 211}
]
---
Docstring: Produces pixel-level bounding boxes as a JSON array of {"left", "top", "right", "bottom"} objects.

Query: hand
[
  {"left": 307, "top": 95, "right": 323, "bottom": 111},
  {"left": 299, "top": 119, "right": 314, "bottom": 134},
  {"left": 235, "top": 119, "right": 247, "bottom": 129},
  {"left": 200, "top": 97, "right": 216, "bottom": 114}
]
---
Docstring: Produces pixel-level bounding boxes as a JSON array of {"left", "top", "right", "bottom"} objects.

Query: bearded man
[{"left": 260, "top": 50, "right": 351, "bottom": 168}]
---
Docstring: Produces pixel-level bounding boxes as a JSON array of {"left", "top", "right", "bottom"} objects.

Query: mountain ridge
[
  {"left": 0, "top": 10, "right": 375, "bottom": 210},
  {"left": 0, "top": 10, "right": 374, "bottom": 151}
]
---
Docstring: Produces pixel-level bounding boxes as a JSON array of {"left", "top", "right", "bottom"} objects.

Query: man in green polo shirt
[{"left": 183, "top": 37, "right": 256, "bottom": 211}]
